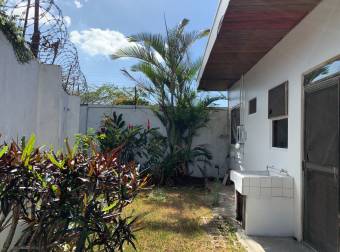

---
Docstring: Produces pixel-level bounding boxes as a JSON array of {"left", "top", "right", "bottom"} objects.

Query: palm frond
[
  {"left": 201, "top": 95, "right": 224, "bottom": 107},
  {"left": 128, "top": 33, "right": 167, "bottom": 61},
  {"left": 197, "top": 29, "right": 210, "bottom": 39},
  {"left": 111, "top": 45, "right": 161, "bottom": 68},
  {"left": 177, "top": 18, "right": 190, "bottom": 34}
]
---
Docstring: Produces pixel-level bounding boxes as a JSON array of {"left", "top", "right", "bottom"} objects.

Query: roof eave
[{"left": 197, "top": 0, "right": 231, "bottom": 91}]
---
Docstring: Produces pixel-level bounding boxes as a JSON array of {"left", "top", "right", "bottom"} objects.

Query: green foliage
[
  {"left": 112, "top": 19, "right": 223, "bottom": 183},
  {"left": 75, "top": 128, "right": 104, "bottom": 155},
  {"left": 0, "top": 13, "right": 33, "bottom": 63},
  {"left": 80, "top": 84, "right": 150, "bottom": 105},
  {"left": 99, "top": 112, "right": 166, "bottom": 173},
  {"left": 0, "top": 145, "right": 8, "bottom": 158},
  {"left": 0, "top": 135, "right": 146, "bottom": 251}
]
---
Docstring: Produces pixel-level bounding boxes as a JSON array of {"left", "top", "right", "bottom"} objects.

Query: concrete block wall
[
  {"left": 80, "top": 104, "right": 229, "bottom": 178},
  {"left": 0, "top": 31, "right": 80, "bottom": 150},
  {"left": 0, "top": 30, "right": 81, "bottom": 248}
]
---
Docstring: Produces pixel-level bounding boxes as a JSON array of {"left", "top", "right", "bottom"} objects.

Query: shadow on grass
[
  {"left": 142, "top": 216, "right": 205, "bottom": 237},
  {"left": 142, "top": 187, "right": 213, "bottom": 211}
]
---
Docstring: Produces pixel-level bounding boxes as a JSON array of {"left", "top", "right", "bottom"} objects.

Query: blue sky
[{"left": 57, "top": 0, "right": 219, "bottom": 89}]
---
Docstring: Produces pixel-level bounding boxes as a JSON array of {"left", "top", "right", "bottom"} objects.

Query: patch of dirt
[{"left": 201, "top": 183, "right": 245, "bottom": 251}]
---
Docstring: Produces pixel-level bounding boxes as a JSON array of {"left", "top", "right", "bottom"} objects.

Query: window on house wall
[
  {"left": 268, "top": 82, "right": 289, "bottom": 149},
  {"left": 268, "top": 82, "right": 288, "bottom": 149},
  {"left": 304, "top": 56, "right": 340, "bottom": 86},
  {"left": 268, "top": 82, "right": 288, "bottom": 119},
  {"left": 231, "top": 106, "right": 240, "bottom": 145},
  {"left": 272, "top": 118, "right": 288, "bottom": 148},
  {"left": 248, "top": 98, "right": 257, "bottom": 115}
]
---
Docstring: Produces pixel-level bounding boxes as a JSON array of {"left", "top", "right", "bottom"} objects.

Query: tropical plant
[
  {"left": 80, "top": 84, "right": 150, "bottom": 105},
  {"left": 0, "top": 136, "right": 42, "bottom": 252},
  {"left": 75, "top": 127, "right": 104, "bottom": 155},
  {"left": 98, "top": 112, "right": 166, "bottom": 173},
  {"left": 112, "top": 19, "right": 223, "bottom": 184},
  {"left": 0, "top": 134, "right": 145, "bottom": 251}
]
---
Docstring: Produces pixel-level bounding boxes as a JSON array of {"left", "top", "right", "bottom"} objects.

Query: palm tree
[{"left": 112, "top": 19, "right": 222, "bottom": 184}]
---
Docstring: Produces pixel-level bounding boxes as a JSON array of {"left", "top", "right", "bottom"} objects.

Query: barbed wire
[{"left": 0, "top": 0, "right": 87, "bottom": 95}]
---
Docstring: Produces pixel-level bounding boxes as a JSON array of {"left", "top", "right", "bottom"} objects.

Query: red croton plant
[{"left": 0, "top": 134, "right": 147, "bottom": 252}]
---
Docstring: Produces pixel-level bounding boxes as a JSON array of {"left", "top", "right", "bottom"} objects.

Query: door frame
[{"left": 302, "top": 74, "right": 340, "bottom": 251}]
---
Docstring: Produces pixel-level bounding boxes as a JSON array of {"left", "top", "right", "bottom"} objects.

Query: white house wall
[{"left": 228, "top": 0, "right": 340, "bottom": 240}]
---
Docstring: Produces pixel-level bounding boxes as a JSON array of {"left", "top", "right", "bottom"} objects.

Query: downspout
[
  {"left": 240, "top": 74, "right": 246, "bottom": 125},
  {"left": 239, "top": 74, "right": 246, "bottom": 170}
]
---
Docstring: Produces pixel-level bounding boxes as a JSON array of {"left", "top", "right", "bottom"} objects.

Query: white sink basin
[{"left": 230, "top": 170, "right": 294, "bottom": 198}]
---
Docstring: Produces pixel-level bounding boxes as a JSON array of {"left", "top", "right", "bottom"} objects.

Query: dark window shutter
[
  {"left": 268, "top": 82, "right": 288, "bottom": 118},
  {"left": 249, "top": 98, "right": 257, "bottom": 115}
]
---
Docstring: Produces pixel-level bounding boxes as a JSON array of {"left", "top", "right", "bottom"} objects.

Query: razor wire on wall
[{"left": 0, "top": 0, "right": 87, "bottom": 95}]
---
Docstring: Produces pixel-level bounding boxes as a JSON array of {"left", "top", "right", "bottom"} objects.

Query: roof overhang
[{"left": 198, "top": 0, "right": 321, "bottom": 91}]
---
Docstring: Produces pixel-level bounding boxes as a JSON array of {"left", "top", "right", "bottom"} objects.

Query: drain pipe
[
  {"left": 240, "top": 74, "right": 246, "bottom": 125},
  {"left": 239, "top": 74, "right": 246, "bottom": 170}
]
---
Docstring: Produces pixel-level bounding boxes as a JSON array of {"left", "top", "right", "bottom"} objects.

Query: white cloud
[
  {"left": 70, "top": 28, "right": 165, "bottom": 63},
  {"left": 63, "top": 16, "right": 72, "bottom": 27},
  {"left": 74, "top": 0, "right": 83, "bottom": 8},
  {"left": 70, "top": 28, "right": 133, "bottom": 56}
]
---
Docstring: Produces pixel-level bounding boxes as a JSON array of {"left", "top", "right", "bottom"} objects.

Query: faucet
[
  {"left": 266, "top": 165, "right": 289, "bottom": 176},
  {"left": 280, "top": 169, "right": 289, "bottom": 175}
]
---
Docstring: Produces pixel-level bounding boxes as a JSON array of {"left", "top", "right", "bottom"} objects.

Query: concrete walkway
[{"left": 217, "top": 184, "right": 312, "bottom": 252}]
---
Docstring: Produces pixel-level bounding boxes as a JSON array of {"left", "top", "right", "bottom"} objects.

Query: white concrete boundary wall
[
  {"left": 0, "top": 30, "right": 80, "bottom": 248},
  {"left": 0, "top": 31, "right": 80, "bottom": 150},
  {"left": 80, "top": 104, "right": 229, "bottom": 178}
]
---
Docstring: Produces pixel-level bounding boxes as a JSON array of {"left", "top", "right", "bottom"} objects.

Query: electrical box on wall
[{"left": 237, "top": 125, "right": 247, "bottom": 144}]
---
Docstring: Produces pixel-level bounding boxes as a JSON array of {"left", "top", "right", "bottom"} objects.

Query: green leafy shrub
[
  {"left": 75, "top": 128, "right": 105, "bottom": 155},
  {"left": 80, "top": 84, "right": 150, "bottom": 105},
  {"left": 98, "top": 112, "right": 166, "bottom": 175},
  {"left": 0, "top": 134, "right": 146, "bottom": 251},
  {"left": 0, "top": 13, "right": 33, "bottom": 63}
]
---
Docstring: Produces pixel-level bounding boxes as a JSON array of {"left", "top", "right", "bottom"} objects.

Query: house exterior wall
[
  {"left": 228, "top": 0, "right": 340, "bottom": 240},
  {"left": 80, "top": 104, "right": 229, "bottom": 178},
  {"left": 0, "top": 31, "right": 80, "bottom": 150}
]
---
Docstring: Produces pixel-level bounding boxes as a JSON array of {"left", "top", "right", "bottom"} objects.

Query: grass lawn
[{"left": 124, "top": 186, "right": 244, "bottom": 252}]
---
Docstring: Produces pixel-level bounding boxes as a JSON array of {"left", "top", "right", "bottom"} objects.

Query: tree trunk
[
  {"left": 23, "top": 0, "right": 31, "bottom": 37},
  {"left": 30, "top": 0, "right": 40, "bottom": 58}
]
